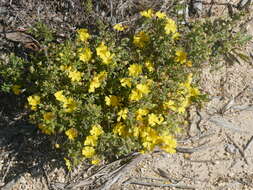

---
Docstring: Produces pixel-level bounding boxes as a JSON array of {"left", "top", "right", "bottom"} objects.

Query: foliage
[{"left": 0, "top": 8, "right": 250, "bottom": 168}]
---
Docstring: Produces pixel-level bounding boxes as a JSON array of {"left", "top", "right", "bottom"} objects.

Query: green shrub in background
[{"left": 0, "top": 8, "right": 250, "bottom": 168}]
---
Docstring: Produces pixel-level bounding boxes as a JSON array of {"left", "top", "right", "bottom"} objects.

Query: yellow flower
[
  {"left": 43, "top": 112, "right": 54, "bottom": 121},
  {"left": 54, "top": 91, "right": 67, "bottom": 102},
  {"left": 38, "top": 124, "right": 54, "bottom": 135},
  {"left": 117, "top": 108, "right": 128, "bottom": 121},
  {"left": 59, "top": 52, "right": 64, "bottom": 58},
  {"left": 130, "top": 125, "right": 143, "bottom": 137},
  {"left": 90, "top": 124, "right": 104, "bottom": 136},
  {"left": 172, "top": 32, "right": 180, "bottom": 40},
  {"left": 136, "top": 108, "right": 149, "bottom": 121},
  {"left": 140, "top": 9, "right": 153, "bottom": 18},
  {"left": 120, "top": 78, "right": 132, "bottom": 88},
  {"left": 82, "top": 146, "right": 95, "bottom": 158},
  {"left": 148, "top": 113, "right": 164, "bottom": 126},
  {"left": 77, "top": 28, "right": 90, "bottom": 42},
  {"left": 136, "top": 84, "right": 150, "bottom": 95},
  {"left": 161, "top": 135, "right": 177, "bottom": 153},
  {"left": 113, "top": 122, "right": 127, "bottom": 136},
  {"left": 136, "top": 108, "right": 149, "bottom": 116},
  {"left": 113, "top": 23, "right": 125, "bottom": 31},
  {"left": 84, "top": 135, "right": 98, "bottom": 146},
  {"left": 163, "top": 100, "right": 177, "bottom": 111},
  {"left": 145, "top": 61, "right": 154, "bottom": 72},
  {"left": 89, "top": 71, "right": 107, "bottom": 93},
  {"left": 65, "top": 128, "right": 78, "bottom": 140},
  {"left": 146, "top": 79, "right": 154, "bottom": 86},
  {"left": 189, "top": 87, "right": 200, "bottom": 96},
  {"left": 64, "top": 158, "right": 71, "bottom": 170},
  {"left": 133, "top": 31, "right": 149, "bottom": 48},
  {"left": 164, "top": 18, "right": 177, "bottom": 34},
  {"left": 91, "top": 158, "right": 100, "bottom": 165},
  {"left": 68, "top": 70, "right": 82, "bottom": 82},
  {"left": 63, "top": 98, "right": 77, "bottom": 113},
  {"left": 142, "top": 127, "right": 160, "bottom": 143},
  {"left": 129, "top": 83, "right": 150, "bottom": 102},
  {"left": 96, "top": 42, "right": 114, "bottom": 64},
  {"left": 60, "top": 65, "right": 72, "bottom": 72},
  {"left": 186, "top": 60, "right": 192, "bottom": 67},
  {"left": 155, "top": 11, "right": 166, "bottom": 19},
  {"left": 97, "top": 71, "right": 108, "bottom": 81},
  {"left": 128, "top": 64, "right": 142, "bottom": 77},
  {"left": 79, "top": 47, "right": 92, "bottom": 62},
  {"left": 27, "top": 95, "right": 40, "bottom": 110},
  {"left": 177, "top": 106, "right": 186, "bottom": 114},
  {"left": 176, "top": 98, "right": 188, "bottom": 113},
  {"left": 179, "top": 79, "right": 191, "bottom": 90},
  {"left": 187, "top": 73, "right": 193, "bottom": 84},
  {"left": 129, "top": 89, "right": 142, "bottom": 101},
  {"left": 105, "top": 95, "right": 120, "bottom": 107},
  {"left": 55, "top": 144, "right": 60, "bottom": 148},
  {"left": 142, "top": 141, "right": 153, "bottom": 151},
  {"left": 89, "top": 80, "right": 99, "bottom": 93},
  {"left": 148, "top": 113, "right": 159, "bottom": 126},
  {"left": 162, "top": 145, "right": 176, "bottom": 153},
  {"left": 175, "top": 50, "right": 187, "bottom": 64},
  {"left": 12, "top": 85, "right": 22, "bottom": 95}
]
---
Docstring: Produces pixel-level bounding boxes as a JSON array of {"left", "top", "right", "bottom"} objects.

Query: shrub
[{"left": 0, "top": 8, "right": 250, "bottom": 168}]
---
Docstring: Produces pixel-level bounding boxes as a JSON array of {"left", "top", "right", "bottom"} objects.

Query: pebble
[{"left": 224, "top": 144, "right": 237, "bottom": 154}]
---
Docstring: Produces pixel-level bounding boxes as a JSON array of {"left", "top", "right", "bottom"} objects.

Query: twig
[
  {"left": 237, "top": 0, "right": 252, "bottom": 10},
  {"left": 244, "top": 136, "right": 253, "bottom": 151},
  {"left": 154, "top": 168, "right": 179, "bottom": 183},
  {"left": 234, "top": 85, "right": 249, "bottom": 100},
  {"left": 220, "top": 98, "right": 235, "bottom": 114},
  {"left": 226, "top": 134, "right": 248, "bottom": 165},
  {"left": 64, "top": 155, "right": 125, "bottom": 189},
  {"left": 110, "top": 0, "right": 113, "bottom": 21},
  {"left": 218, "top": 181, "right": 240, "bottom": 190},
  {"left": 176, "top": 142, "right": 215, "bottom": 154},
  {"left": 185, "top": 155, "right": 253, "bottom": 163},
  {"left": 1, "top": 174, "right": 22, "bottom": 190},
  {"left": 41, "top": 164, "right": 51, "bottom": 190},
  {"left": 220, "top": 85, "right": 249, "bottom": 114},
  {"left": 1, "top": 156, "right": 15, "bottom": 184},
  {"left": 231, "top": 104, "right": 253, "bottom": 111},
  {"left": 202, "top": 1, "right": 237, "bottom": 7},
  {"left": 234, "top": 178, "right": 253, "bottom": 188},
  {"left": 178, "top": 130, "right": 215, "bottom": 143},
  {"left": 209, "top": 116, "right": 253, "bottom": 135},
  {"left": 65, "top": 153, "right": 146, "bottom": 190},
  {"left": 99, "top": 154, "right": 146, "bottom": 190},
  {"left": 123, "top": 178, "right": 197, "bottom": 189},
  {"left": 135, "top": 176, "right": 173, "bottom": 182}
]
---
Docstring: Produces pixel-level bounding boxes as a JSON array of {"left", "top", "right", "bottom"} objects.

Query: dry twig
[
  {"left": 64, "top": 153, "right": 146, "bottom": 190},
  {"left": 176, "top": 142, "right": 215, "bottom": 154},
  {"left": 244, "top": 136, "right": 253, "bottom": 151},
  {"left": 123, "top": 178, "right": 197, "bottom": 189},
  {"left": 226, "top": 134, "right": 249, "bottom": 165},
  {"left": 209, "top": 116, "right": 253, "bottom": 135},
  {"left": 185, "top": 155, "right": 253, "bottom": 164}
]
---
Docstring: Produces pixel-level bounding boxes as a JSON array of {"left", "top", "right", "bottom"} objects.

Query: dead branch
[
  {"left": 226, "top": 134, "right": 249, "bottom": 165},
  {"left": 123, "top": 178, "right": 198, "bottom": 189}
]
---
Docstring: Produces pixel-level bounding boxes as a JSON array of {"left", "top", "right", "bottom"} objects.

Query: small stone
[
  {"left": 214, "top": 160, "right": 220, "bottom": 165},
  {"left": 225, "top": 144, "right": 237, "bottom": 154}
]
